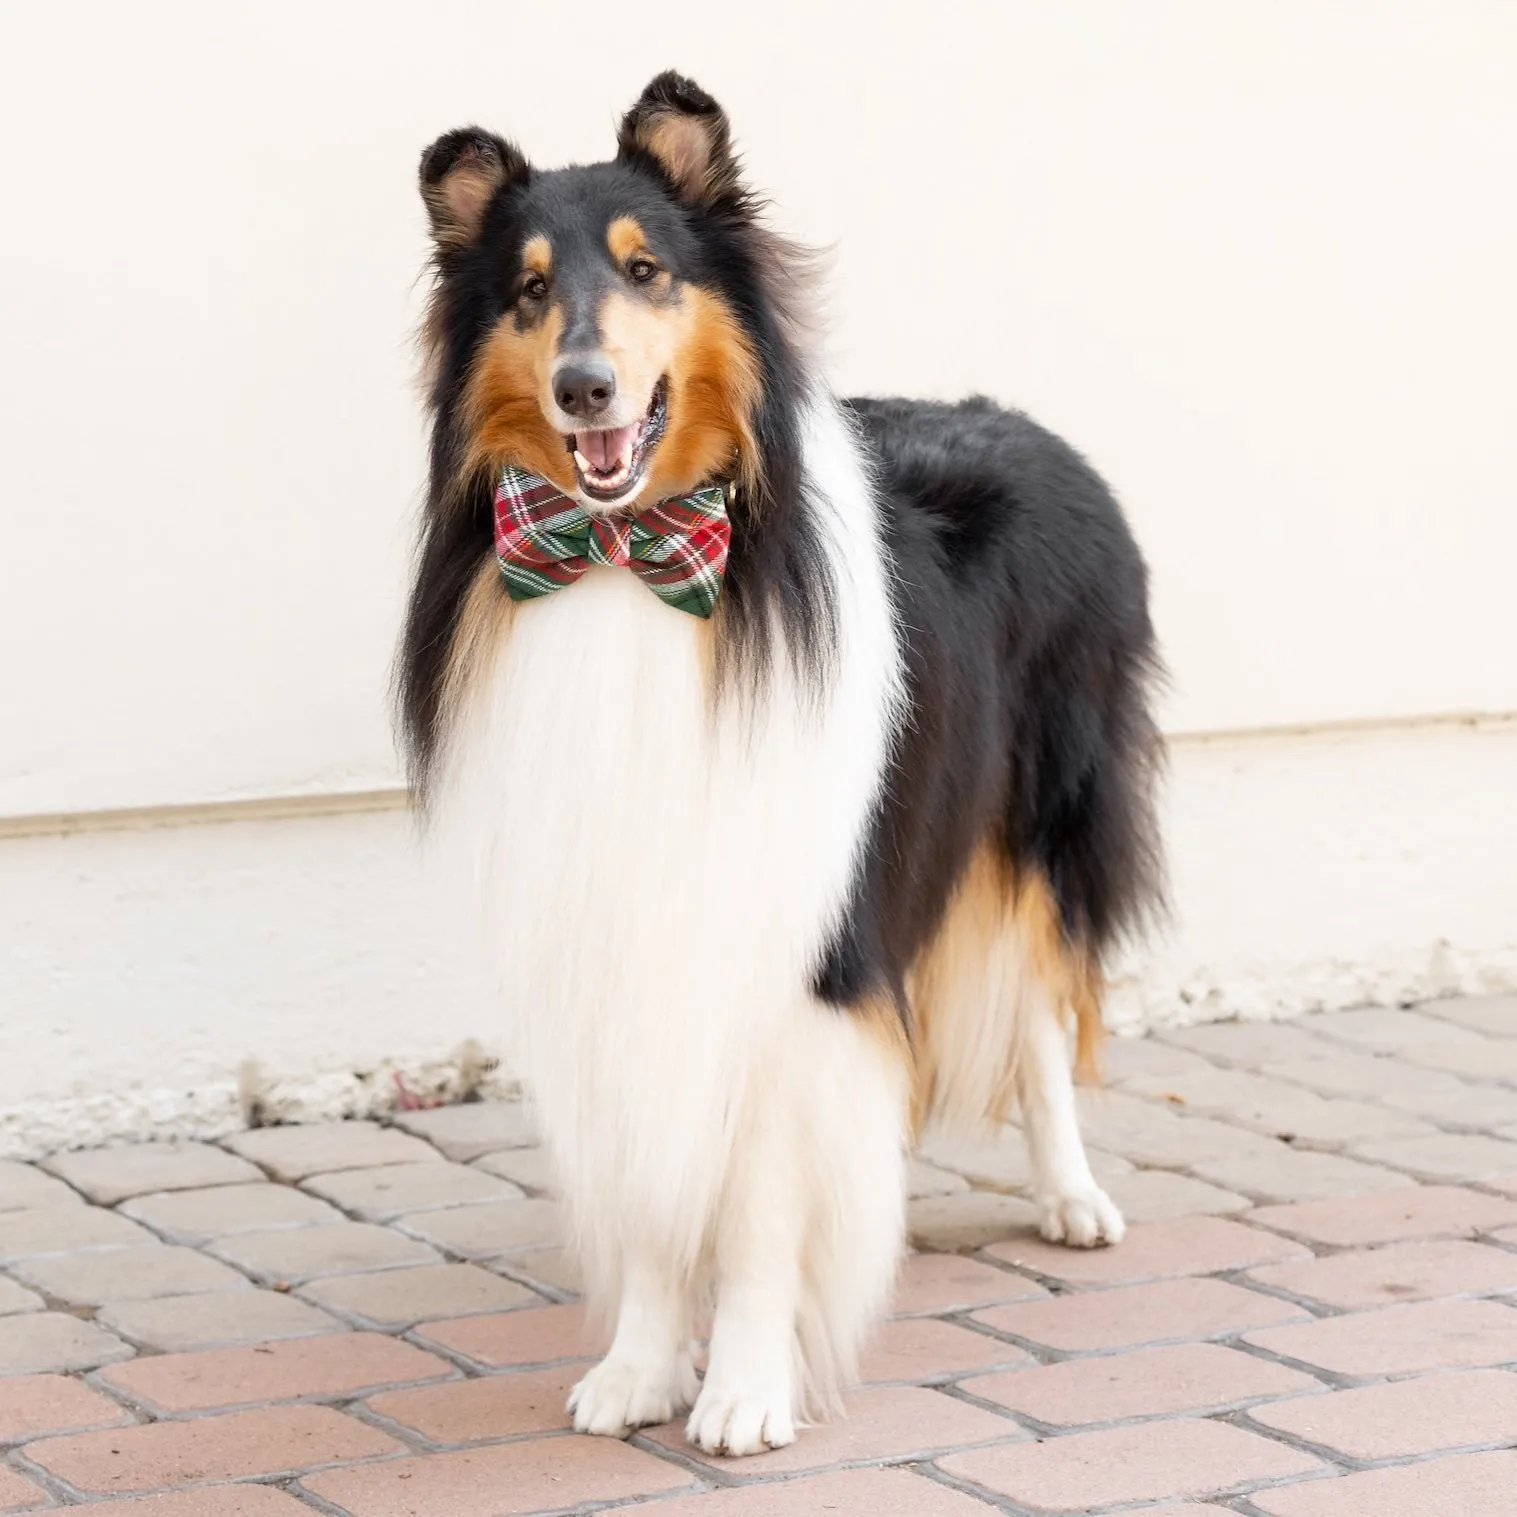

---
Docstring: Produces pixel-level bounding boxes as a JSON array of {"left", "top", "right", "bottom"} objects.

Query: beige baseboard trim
[
  {"left": 1166, "top": 708, "right": 1517, "bottom": 749},
  {"left": 0, "top": 787, "right": 411, "bottom": 841},
  {"left": 3, "top": 708, "right": 1512, "bottom": 841}
]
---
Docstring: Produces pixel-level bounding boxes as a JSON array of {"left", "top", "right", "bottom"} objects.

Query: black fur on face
[{"left": 399, "top": 72, "right": 832, "bottom": 793}]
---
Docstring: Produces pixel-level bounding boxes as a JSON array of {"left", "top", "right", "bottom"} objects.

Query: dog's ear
[
  {"left": 419, "top": 127, "right": 528, "bottom": 248},
  {"left": 617, "top": 72, "right": 742, "bottom": 210}
]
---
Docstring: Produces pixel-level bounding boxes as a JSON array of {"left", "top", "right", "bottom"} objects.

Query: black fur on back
[
  {"left": 398, "top": 76, "right": 833, "bottom": 796},
  {"left": 817, "top": 395, "right": 1165, "bottom": 1004}
]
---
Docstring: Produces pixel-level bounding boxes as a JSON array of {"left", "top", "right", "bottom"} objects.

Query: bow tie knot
[{"left": 493, "top": 465, "right": 730, "bottom": 618}]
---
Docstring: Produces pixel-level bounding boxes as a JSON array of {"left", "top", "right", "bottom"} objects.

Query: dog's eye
[
  {"left": 521, "top": 273, "right": 549, "bottom": 301},
  {"left": 628, "top": 258, "right": 659, "bottom": 283}
]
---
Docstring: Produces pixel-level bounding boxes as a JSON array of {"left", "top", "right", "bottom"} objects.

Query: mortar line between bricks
[
  {"left": 625, "top": 1427, "right": 1031, "bottom": 1493},
  {"left": 2, "top": 1447, "right": 90, "bottom": 1508},
  {"left": 89, "top": 1372, "right": 468, "bottom": 1424},
  {"left": 912, "top": 1457, "right": 1039, "bottom": 1515}
]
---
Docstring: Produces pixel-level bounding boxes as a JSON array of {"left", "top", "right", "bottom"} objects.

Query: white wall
[
  {"left": 3, "top": 1, "right": 1515, "bottom": 818},
  {"left": 2, "top": 3, "right": 1515, "bottom": 1152}
]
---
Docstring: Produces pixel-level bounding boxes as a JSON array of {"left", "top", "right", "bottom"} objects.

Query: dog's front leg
[
  {"left": 686, "top": 1084, "right": 801, "bottom": 1456},
  {"left": 569, "top": 1255, "right": 698, "bottom": 1438}
]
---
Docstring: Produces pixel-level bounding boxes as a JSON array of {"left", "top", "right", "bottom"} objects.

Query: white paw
[
  {"left": 686, "top": 1382, "right": 796, "bottom": 1457},
  {"left": 1037, "top": 1185, "right": 1125, "bottom": 1248},
  {"left": 568, "top": 1350, "right": 698, "bottom": 1439}
]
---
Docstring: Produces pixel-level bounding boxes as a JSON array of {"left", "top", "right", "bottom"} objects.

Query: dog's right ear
[{"left": 419, "top": 127, "right": 528, "bottom": 248}]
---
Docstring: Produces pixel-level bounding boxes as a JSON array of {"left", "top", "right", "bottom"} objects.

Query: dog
[{"left": 399, "top": 71, "right": 1163, "bottom": 1457}]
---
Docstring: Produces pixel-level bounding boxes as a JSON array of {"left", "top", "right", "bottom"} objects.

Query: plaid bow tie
[{"left": 493, "top": 465, "right": 730, "bottom": 618}]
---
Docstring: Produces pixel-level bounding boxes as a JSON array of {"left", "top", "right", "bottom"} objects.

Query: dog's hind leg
[
  {"left": 1016, "top": 974, "right": 1124, "bottom": 1248},
  {"left": 568, "top": 1254, "right": 698, "bottom": 1438}
]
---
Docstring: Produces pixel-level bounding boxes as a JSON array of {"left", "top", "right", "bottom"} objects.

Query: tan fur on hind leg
[{"left": 908, "top": 842, "right": 1122, "bottom": 1246}]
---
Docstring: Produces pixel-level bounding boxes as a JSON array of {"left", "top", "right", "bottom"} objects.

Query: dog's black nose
[{"left": 554, "top": 360, "right": 617, "bottom": 420}]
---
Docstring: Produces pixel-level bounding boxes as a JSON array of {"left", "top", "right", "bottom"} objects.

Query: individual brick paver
[
  {"left": 907, "top": 1158, "right": 970, "bottom": 1197},
  {"left": 1157, "top": 1019, "right": 1342, "bottom": 1066},
  {"left": 0, "top": 1312, "right": 134, "bottom": 1375},
  {"left": 396, "top": 1198, "right": 563, "bottom": 1257},
  {"left": 0, "top": 1205, "right": 152, "bottom": 1261},
  {"left": 963, "top": 1341, "right": 1318, "bottom": 1427},
  {"left": 1247, "top": 1184, "right": 1517, "bottom": 1245},
  {"left": 57, "top": 1490, "right": 322, "bottom": 1515},
  {"left": 985, "top": 1215, "right": 1309, "bottom": 1284},
  {"left": 1400, "top": 1037, "right": 1517, "bottom": 1082},
  {"left": 390, "top": 1102, "right": 539, "bottom": 1161},
  {"left": 1244, "top": 1296, "right": 1517, "bottom": 1378},
  {"left": 907, "top": 1191, "right": 1041, "bottom": 1250},
  {"left": 41, "top": 1143, "right": 260, "bottom": 1205},
  {"left": 1247, "top": 1367, "right": 1517, "bottom": 1460},
  {"left": 302, "top": 1160, "right": 523, "bottom": 1220},
  {"left": 1101, "top": 1168, "right": 1250, "bottom": 1219},
  {"left": 1352, "top": 1130, "right": 1517, "bottom": 1180},
  {"left": 645, "top": 1385, "right": 1021, "bottom": 1478},
  {"left": 0, "top": 1280, "right": 42, "bottom": 1317},
  {"left": 937, "top": 1415, "right": 1325, "bottom": 1511},
  {"left": 1186, "top": 1139, "right": 1415, "bottom": 1204},
  {"left": 889, "top": 1252, "right": 1047, "bottom": 1316},
  {"left": 859, "top": 1316, "right": 1030, "bottom": 1383},
  {"left": 920, "top": 1128, "right": 1131, "bottom": 1191},
  {"left": 10, "top": 1243, "right": 249, "bottom": 1305},
  {"left": 1249, "top": 1448, "right": 1517, "bottom": 1517},
  {"left": 299, "top": 1262, "right": 539, "bottom": 1330},
  {"left": 1306, "top": 1007, "right": 1486, "bottom": 1053},
  {"left": 0, "top": 1374, "right": 128, "bottom": 1443},
  {"left": 472, "top": 1147, "right": 557, "bottom": 1194},
  {"left": 26, "top": 1404, "right": 401, "bottom": 1493},
  {"left": 224, "top": 1121, "right": 440, "bottom": 1182},
  {"left": 365, "top": 1365, "right": 579, "bottom": 1442},
  {"left": 1073, "top": 1091, "right": 1270, "bottom": 1170},
  {"left": 121, "top": 1184, "right": 341, "bottom": 1242},
  {"left": 0, "top": 1161, "right": 83, "bottom": 1211},
  {"left": 100, "top": 1333, "right": 452, "bottom": 1413},
  {"left": 1121, "top": 1065, "right": 1435, "bottom": 1147},
  {"left": 1246, "top": 1237, "right": 1517, "bottom": 1308},
  {"left": 0, "top": 1467, "right": 46, "bottom": 1511},
  {"left": 413, "top": 1303, "right": 600, "bottom": 1369},
  {"left": 634, "top": 1466, "right": 1001, "bottom": 1514},
  {"left": 1418, "top": 993, "right": 1517, "bottom": 1036},
  {"left": 303, "top": 1435, "right": 694, "bottom": 1516},
  {"left": 971, "top": 1276, "right": 1310, "bottom": 1353},
  {"left": 99, "top": 1288, "right": 342, "bottom": 1353},
  {"left": 487, "top": 1245, "right": 583, "bottom": 1299},
  {"left": 208, "top": 1220, "right": 438, "bottom": 1284}
]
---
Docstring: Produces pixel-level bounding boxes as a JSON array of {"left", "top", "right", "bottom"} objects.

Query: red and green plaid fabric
[{"left": 493, "top": 465, "right": 730, "bottom": 618}]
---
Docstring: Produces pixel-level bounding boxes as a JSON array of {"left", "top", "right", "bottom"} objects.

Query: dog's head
[{"left": 421, "top": 73, "right": 776, "bottom": 513}]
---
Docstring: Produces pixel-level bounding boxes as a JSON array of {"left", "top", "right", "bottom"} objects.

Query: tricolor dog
[{"left": 400, "top": 72, "right": 1163, "bottom": 1456}]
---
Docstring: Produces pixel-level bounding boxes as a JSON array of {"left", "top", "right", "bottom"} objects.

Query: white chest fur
[{"left": 435, "top": 398, "right": 900, "bottom": 1266}]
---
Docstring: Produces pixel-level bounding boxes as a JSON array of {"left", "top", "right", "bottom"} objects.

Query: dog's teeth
[{"left": 573, "top": 450, "right": 594, "bottom": 474}]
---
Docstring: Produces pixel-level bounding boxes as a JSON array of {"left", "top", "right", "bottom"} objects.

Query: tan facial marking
[
  {"left": 521, "top": 235, "right": 553, "bottom": 278},
  {"left": 607, "top": 217, "right": 647, "bottom": 266},
  {"left": 463, "top": 303, "right": 577, "bottom": 492}
]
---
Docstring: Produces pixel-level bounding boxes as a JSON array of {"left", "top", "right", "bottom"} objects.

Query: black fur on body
[{"left": 819, "top": 396, "right": 1164, "bottom": 1014}]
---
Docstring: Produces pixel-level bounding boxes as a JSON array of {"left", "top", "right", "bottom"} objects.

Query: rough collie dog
[{"left": 400, "top": 72, "right": 1162, "bottom": 1456}]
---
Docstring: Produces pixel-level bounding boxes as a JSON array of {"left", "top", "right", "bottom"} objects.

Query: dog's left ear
[{"left": 617, "top": 71, "right": 742, "bottom": 209}]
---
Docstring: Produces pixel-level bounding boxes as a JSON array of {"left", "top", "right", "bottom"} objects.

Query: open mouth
[{"left": 566, "top": 379, "right": 668, "bottom": 504}]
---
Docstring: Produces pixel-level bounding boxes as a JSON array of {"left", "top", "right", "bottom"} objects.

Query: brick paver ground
[{"left": 0, "top": 994, "right": 1514, "bottom": 1513}]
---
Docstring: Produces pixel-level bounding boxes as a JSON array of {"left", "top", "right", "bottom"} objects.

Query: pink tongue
[{"left": 575, "top": 423, "right": 639, "bottom": 473}]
